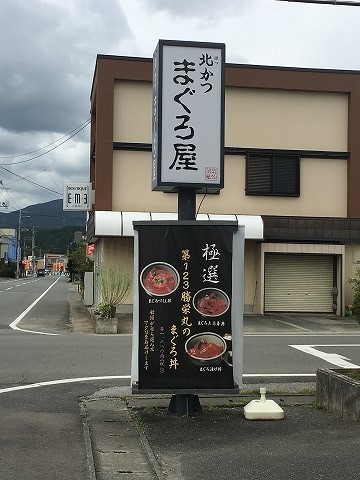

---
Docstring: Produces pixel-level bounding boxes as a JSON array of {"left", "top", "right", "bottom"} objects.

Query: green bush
[
  {"left": 98, "top": 302, "right": 116, "bottom": 319},
  {"left": 0, "top": 260, "right": 16, "bottom": 278},
  {"left": 67, "top": 241, "right": 93, "bottom": 282},
  {"left": 348, "top": 265, "right": 360, "bottom": 323}
]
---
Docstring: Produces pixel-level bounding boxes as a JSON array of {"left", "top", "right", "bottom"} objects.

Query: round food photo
[
  {"left": 193, "top": 288, "right": 230, "bottom": 316},
  {"left": 140, "top": 262, "right": 180, "bottom": 296},
  {"left": 185, "top": 332, "right": 227, "bottom": 366}
]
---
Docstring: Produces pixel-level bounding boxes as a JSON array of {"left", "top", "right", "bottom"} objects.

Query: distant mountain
[{"left": 0, "top": 199, "right": 86, "bottom": 229}]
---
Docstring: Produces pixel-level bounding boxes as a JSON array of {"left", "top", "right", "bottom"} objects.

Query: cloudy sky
[{"left": 1, "top": 0, "right": 359, "bottom": 212}]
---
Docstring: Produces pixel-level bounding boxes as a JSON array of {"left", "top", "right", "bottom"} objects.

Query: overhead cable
[
  {"left": 0, "top": 165, "right": 62, "bottom": 196},
  {"left": 274, "top": 0, "right": 360, "bottom": 6},
  {"left": 0, "top": 119, "right": 90, "bottom": 166},
  {"left": 0, "top": 119, "right": 91, "bottom": 160}
]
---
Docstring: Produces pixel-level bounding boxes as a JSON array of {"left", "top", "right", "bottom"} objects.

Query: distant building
[
  {"left": 0, "top": 228, "right": 17, "bottom": 261},
  {"left": 45, "top": 253, "right": 68, "bottom": 272}
]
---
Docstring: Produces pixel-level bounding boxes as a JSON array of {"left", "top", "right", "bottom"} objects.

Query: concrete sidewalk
[
  {"left": 80, "top": 386, "right": 359, "bottom": 480},
  {"left": 68, "top": 285, "right": 360, "bottom": 480}
]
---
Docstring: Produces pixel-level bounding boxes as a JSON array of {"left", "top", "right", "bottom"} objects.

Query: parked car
[{"left": 37, "top": 269, "right": 45, "bottom": 277}]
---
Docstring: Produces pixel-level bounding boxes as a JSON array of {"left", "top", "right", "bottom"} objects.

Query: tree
[
  {"left": 67, "top": 241, "right": 93, "bottom": 282},
  {"left": 30, "top": 226, "right": 84, "bottom": 256},
  {"left": 0, "top": 259, "right": 16, "bottom": 278}
]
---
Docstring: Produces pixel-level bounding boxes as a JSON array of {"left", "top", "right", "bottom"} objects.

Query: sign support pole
[
  {"left": 168, "top": 187, "right": 201, "bottom": 416},
  {"left": 177, "top": 188, "right": 196, "bottom": 222},
  {"left": 149, "top": 40, "right": 226, "bottom": 415}
]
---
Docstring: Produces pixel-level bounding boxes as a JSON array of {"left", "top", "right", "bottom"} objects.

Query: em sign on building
[
  {"left": 63, "top": 183, "right": 92, "bottom": 211},
  {"left": 152, "top": 40, "right": 225, "bottom": 192}
]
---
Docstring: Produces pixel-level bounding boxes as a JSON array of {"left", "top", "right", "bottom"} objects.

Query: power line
[
  {"left": 0, "top": 121, "right": 90, "bottom": 205},
  {"left": 8, "top": 212, "right": 86, "bottom": 221},
  {"left": 0, "top": 119, "right": 90, "bottom": 166},
  {"left": 0, "top": 165, "right": 62, "bottom": 196},
  {"left": 4, "top": 159, "right": 58, "bottom": 188},
  {"left": 3, "top": 189, "right": 21, "bottom": 211},
  {"left": 0, "top": 119, "right": 91, "bottom": 159},
  {"left": 43, "top": 170, "right": 62, "bottom": 191},
  {"left": 274, "top": 0, "right": 360, "bottom": 6}
]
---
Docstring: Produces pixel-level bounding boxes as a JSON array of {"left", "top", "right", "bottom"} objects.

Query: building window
[{"left": 246, "top": 153, "right": 300, "bottom": 196}]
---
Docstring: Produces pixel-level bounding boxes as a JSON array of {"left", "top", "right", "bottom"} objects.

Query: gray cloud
[
  {"left": 0, "top": 0, "right": 134, "bottom": 209},
  {"left": 1, "top": 0, "right": 360, "bottom": 211},
  {"left": 0, "top": 0, "right": 133, "bottom": 135},
  {"left": 145, "top": 0, "right": 255, "bottom": 19}
]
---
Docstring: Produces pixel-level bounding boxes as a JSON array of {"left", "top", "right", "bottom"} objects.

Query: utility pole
[
  {"left": 15, "top": 209, "right": 30, "bottom": 279},
  {"left": 15, "top": 209, "right": 22, "bottom": 279},
  {"left": 31, "top": 226, "right": 36, "bottom": 273}
]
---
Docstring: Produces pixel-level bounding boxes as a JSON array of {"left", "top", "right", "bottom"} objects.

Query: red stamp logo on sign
[{"left": 205, "top": 167, "right": 218, "bottom": 181}]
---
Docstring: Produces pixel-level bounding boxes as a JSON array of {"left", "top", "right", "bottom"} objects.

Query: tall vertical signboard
[
  {"left": 152, "top": 40, "right": 225, "bottom": 192},
  {"left": 132, "top": 221, "right": 244, "bottom": 393},
  {"left": 132, "top": 40, "right": 244, "bottom": 397}
]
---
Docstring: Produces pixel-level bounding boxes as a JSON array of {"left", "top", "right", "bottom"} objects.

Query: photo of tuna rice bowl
[
  {"left": 193, "top": 288, "right": 230, "bottom": 317},
  {"left": 140, "top": 262, "right": 180, "bottom": 296}
]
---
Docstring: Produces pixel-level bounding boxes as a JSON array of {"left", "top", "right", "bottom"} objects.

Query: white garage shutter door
[{"left": 265, "top": 254, "right": 334, "bottom": 313}]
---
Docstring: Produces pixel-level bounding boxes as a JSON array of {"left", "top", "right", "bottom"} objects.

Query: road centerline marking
[
  {"left": 290, "top": 344, "right": 360, "bottom": 368},
  {"left": 274, "top": 318, "right": 310, "bottom": 331},
  {"left": 9, "top": 277, "right": 61, "bottom": 335},
  {"left": 0, "top": 376, "right": 132, "bottom": 394}
]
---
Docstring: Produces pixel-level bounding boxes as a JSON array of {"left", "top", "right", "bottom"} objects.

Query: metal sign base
[{"left": 168, "top": 394, "right": 201, "bottom": 416}]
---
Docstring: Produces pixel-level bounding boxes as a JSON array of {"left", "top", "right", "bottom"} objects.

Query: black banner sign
[{"left": 135, "top": 222, "right": 237, "bottom": 391}]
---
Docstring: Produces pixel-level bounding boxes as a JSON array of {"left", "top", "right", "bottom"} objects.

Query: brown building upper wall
[{"left": 90, "top": 55, "right": 360, "bottom": 216}]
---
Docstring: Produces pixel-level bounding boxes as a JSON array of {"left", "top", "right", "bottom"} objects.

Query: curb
[
  {"left": 79, "top": 402, "right": 97, "bottom": 480},
  {"left": 129, "top": 408, "right": 166, "bottom": 480}
]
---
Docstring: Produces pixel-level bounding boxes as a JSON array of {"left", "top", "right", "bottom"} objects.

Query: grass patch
[{"left": 342, "top": 369, "right": 360, "bottom": 381}]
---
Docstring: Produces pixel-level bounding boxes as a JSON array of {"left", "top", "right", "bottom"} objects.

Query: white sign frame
[
  {"left": 63, "top": 183, "right": 92, "bottom": 211},
  {"left": 152, "top": 40, "right": 225, "bottom": 192}
]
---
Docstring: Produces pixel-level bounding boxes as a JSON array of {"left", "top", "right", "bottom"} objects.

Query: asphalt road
[
  {"left": 0, "top": 275, "right": 359, "bottom": 479},
  {"left": 1, "top": 276, "right": 360, "bottom": 382},
  {"left": 0, "top": 276, "right": 132, "bottom": 480}
]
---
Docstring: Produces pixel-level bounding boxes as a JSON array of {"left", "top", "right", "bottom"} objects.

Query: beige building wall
[
  {"left": 113, "top": 151, "right": 177, "bottom": 212},
  {"left": 112, "top": 82, "right": 348, "bottom": 217},
  {"left": 113, "top": 82, "right": 348, "bottom": 153},
  {"left": 114, "top": 81, "right": 348, "bottom": 151},
  {"left": 113, "top": 81, "right": 152, "bottom": 143},
  {"left": 226, "top": 88, "right": 348, "bottom": 151},
  {"left": 112, "top": 151, "right": 347, "bottom": 218}
]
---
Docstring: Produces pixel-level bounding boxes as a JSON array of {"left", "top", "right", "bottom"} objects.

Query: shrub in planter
[
  {"left": 98, "top": 302, "right": 116, "bottom": 319},
  {"left": 98, "top": 266, "right": 131, "bottom": 317},
  {"left": 92, "top": 266, "right": 131, "bottom": 333}
]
